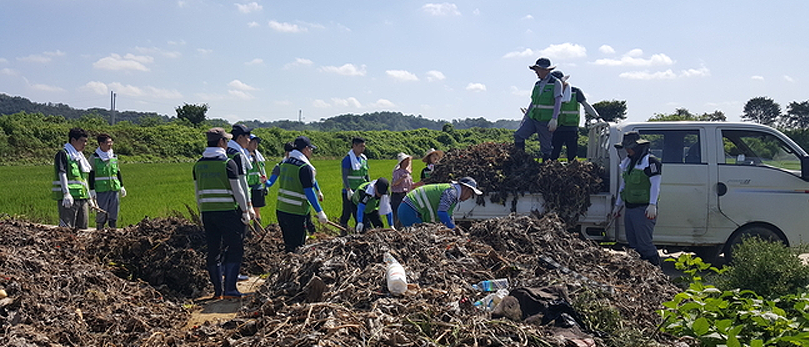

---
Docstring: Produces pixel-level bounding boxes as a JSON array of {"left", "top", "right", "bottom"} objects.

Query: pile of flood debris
[
  {"left": 0, "top": 214, "right": 689, "bottom": 346},
  {"left": 425, "top": 142, "right": 605, "bottom": 225}
]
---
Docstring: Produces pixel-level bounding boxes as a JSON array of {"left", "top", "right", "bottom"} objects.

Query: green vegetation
[{"left": 715, "top": 237, "right": 809, "bottom": 299}]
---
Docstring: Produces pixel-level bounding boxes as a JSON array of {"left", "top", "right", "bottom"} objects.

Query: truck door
[
  {"left": 716, "top": 128, "right": 809, "bottom": 245},
  {"left": 630, "top": 128, "right": 710, "bottom": 243}
]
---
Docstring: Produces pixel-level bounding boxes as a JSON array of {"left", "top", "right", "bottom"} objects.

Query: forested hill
[{"left": 0, "top": 93, "right": 520, "bottom": 130}]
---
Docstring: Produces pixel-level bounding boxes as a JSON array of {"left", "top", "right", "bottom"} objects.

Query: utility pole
[
  {"left": 110, "top": 91, "right": 117, "bottom": 125},
  {"left": 298, "top": 109, "right": 302, "bottom": 123}
]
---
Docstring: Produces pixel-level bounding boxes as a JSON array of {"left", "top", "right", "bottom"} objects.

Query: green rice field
[{"left": 0, "top": 158, "right": 424, "bottom": 227}]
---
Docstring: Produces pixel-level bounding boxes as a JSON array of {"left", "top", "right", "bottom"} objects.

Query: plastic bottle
[
  {"left": 473, "top": 288, "right": 509, "bottom": 311},
  {"left": 383, "top": 252, "right": 407, "bottom": 296},
  {"left": 472, "top": 278, "right": 509, "bottom": 292}
]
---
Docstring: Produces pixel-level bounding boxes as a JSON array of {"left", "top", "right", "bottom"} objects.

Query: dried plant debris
[
  {"left": 0, "top": 214, "right": 684, "bottom": 346},
  {"left": 425, "top": 142, "right": 605, "bottom": 225}
]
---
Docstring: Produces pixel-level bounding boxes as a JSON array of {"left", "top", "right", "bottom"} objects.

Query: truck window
[
  {"left": 638, "top": 130, "right": 701, "bottom": 164},
  {"left": 722, "top": 130, "right": 801, "bottom": 174}
]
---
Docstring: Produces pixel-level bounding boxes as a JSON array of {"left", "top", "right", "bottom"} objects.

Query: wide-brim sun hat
[
  {"left": 529, "top": 57, "right": 556, "bottom": 71},
  {"left": 455, "top": 176, "right": 483, "bottom": 195},
  {"left": 422, "top": 148, "right": 445, "bottom": 163},
  {"left": 614, "top": 131, "right": 650, "bottom": 149}
]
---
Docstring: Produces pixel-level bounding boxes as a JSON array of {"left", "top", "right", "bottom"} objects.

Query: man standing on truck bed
[
  {"left": 613, "top": 131, "right": 662, "bottom": 266},
  {"left": 548, "top": 70, "right": 600, "bottom": 162},
  {"left": 514, "top": 57, "right": 563, "bottom": 161}
]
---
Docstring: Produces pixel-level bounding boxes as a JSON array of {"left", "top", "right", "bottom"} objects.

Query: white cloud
[
  {"left": 751, "top": 75, "right": 764, "bottom": 81},
  {"left": 386, "top": 70, "right": 419, "bottom": 82},
  {"left": 92, "top": 81, "right": 183, "bottom": 99},
  {"left": 599, "top": 45, "right": 615, "bottom": 54},
  {"left": 619, "top": 70, "right": 677, "bottom": 80},
  {"left": 503, "top": 48, "right": 535, "bottom": 59},
  {"left": 177, "top": 1, "right": 187, "bottom": 8},
  {"left": 1, "top": 68, "right": 17, "bottom": 76},
  {"left": 31, "top": 83, "right": 65, "bottom": 92},
  {"left": 135, "top": 47, "right": 181, "bottom": 59},
  {"left": 235, "top": 2, "right": 262, "bottom": 13},
  {"left": 522, "top": 15, "right": 533, "bottom": 20},
  {"left": 368, "top": 99, "right": 396, "bottom": 108},
  {"left": 248, "top": 21, "right": 260, "bottom": 28},
  {"left": 83, "top": 81, "right": 109, "bottom": 95},
  {"left": 244, "top": 58, "right": 263, "bottom": 66},
  {"left": 17, "top": 50, "right": 65, "bottom": 63},
  {"left": 784, "top": 75, "right": 795, "bottom": 82},
  {"left": 331, "top": 97, "right": 362, "bottom": 108},
  {"left": 681, "top": 66, "right": 710, "bottom": 78},
  {"left": 509, "top": 85, "right": 530, "bottom": 97},
  {"left": 228, "top": 79, "right": 257, "bottom": 91},
  {"left": 284, "top": 58, "right": 313, "bottom": 69},
  {"left": 93, "top": 53, "right": 152, "bottom": 71},
  {"left": 503, "top": 43, "right": 586, "bottom": 60},
  {"left": 269, "top": 20, "right": 306, "bottom": 33},
  {"left": 422, "top": 3, "right": 461, "bottom": 16},
  {"left": 466, "top": 82, "right": 486, "bottom": 92},
  {"left": 228, "top": 89, "right": 254, "bottom": 100},
  {"left": 274, "top": 100, "right": 292, "bottom": 106},
  {"left": 0, "top": 58, "right": 7, "bottom": 63},
  {"left": 197, "top": 48, "right": 213, "bottom": 55},
  {"left": 167, "top": 40, "right": 186, "bottom": 45},
  {"left": 473, "top": 8, "right": 480, "bottom": 15},
  {"left": 626, "top": 49, "right": 643, "bottom": 57},
  {"left": 594, "top": 53, "right": 674, "bottom": 67},
  {"left": 312, "top": 99, "right": 330, "bottom": 108},
  {"left": 320, "top": 63, "right": 366, "bottom": 76},
  {"left": 426, "top": 70, "right": 445, "bottom": 82}
]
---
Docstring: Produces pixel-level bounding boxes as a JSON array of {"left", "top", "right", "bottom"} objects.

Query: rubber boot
[
  {"left": 207, "top": 264, "right": 223, "bottom": 299},
  {"left": 109, "top": 220, "right": 117, "bottom": 229},
  {"left": 223, "top": 263, "right": 252, "bottom": 298}
]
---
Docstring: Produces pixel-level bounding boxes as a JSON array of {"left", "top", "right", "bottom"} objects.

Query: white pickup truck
[{"left": 456, "top": 121, "right": 809, "bottom": 262}]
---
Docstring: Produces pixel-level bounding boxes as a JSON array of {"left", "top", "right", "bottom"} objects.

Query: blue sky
[{"left": 2, "top": 0, "right": 808, "bottom": 124}]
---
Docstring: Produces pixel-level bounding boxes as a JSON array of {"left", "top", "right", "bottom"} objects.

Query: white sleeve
[
  {"left": 229, "top": 178, "right": 249, "bottom": 212},
  {"left": 649, "top": 175, "right": 662, "bottom": 204}
]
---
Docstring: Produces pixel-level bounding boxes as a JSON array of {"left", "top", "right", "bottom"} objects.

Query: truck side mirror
[{"left": 802, "top": 156, "right": 809, "bottom": 181}]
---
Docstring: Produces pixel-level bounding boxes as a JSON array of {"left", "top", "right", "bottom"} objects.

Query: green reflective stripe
[
  {"left": 414, "top": 188, "right": 435, "bottom": 222},
  {"left": 194, "top": 158, "right": 238, "bottom": 211},
  {"left": 93, "top": 157, "right": 121, "bottom": 192},
  {"left": 277, "top": 161, "right": 311, "bottom": 215},
  {"left": 279, "top": 188, "right": 306, "bottom": 199},
  {"left": 528, "top": 83, "right": 557, "bottom": 122},
  {"left": 52, "top": 150, "right": 89, "bottom": 200},
  {"left": 347, "top": 175, "right": 365, "bottom": 179},
  {"left": 94, "top": 176, "right": 115, "bottom": 180},
  {"left": 277, "top": 196, "right": 304, "bottom": 206},
  {"left": 198, "top": 189, "right": 233, "bottom": 195},
  {"left": 346, "top": 158, "right": 369, "bottom": 190},
  {"left": 558, "top": 90, "right": 580, "bottom": 127},
  {"left": 199, "top": 197, "right": 237, "bottom": 203}
]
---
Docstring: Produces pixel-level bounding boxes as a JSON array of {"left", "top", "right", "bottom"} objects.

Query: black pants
[
  {"left": 391, "top": 192, "right": 407, "bottom": 229},
  {"left": 202, "top": 209, "right": 245, "bottom": 268},
  {"left": 339, "top": 190, "right": 357, "bottom": 227},
  {"left": 551, "top": 130, "right": 578, "bottom": 161},
  {"left": 358, "top": 210, "right": 384, "bottom": 232},
  {"left": 277, "top": 210, "right": 310, "bottom": 252}
]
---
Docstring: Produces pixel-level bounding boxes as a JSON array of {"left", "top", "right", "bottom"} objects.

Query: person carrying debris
[
  {"left": 53, "top": 127, "right": 94, "bottom": 229},
  {"left": 514, "top": 57, "right": 564, "bottom": 161},
  {"left": 352, "top": 177, "right": 394, "bottom": 233},
  {"left": 89, "top": 133, "right": 126, "bottom": 230},
  {"left": 413, "top": 148, "right": 444, "bottom": 188},
  {"left": 398, "top": 177, "right": 483, "bottom": 229},
  {"left": 613, "top": 131, "right": 662, "bottom": 266},
  {"left": 276, "top": 136, "right": 329, "bottom": 252},
  {"left": 548, "top": 70, "right": 600, "bottom": 162},
  {"left": 246, "top": 134, "right": 268, "bottom": 230},
  {"left": 339, "top": 137, "right": 369, "bottom": 229},
  {"left": 193, "top": 128, "right": 252, "bottom": 299},
  {"left": 391, "top": 152, "right": 413, "bottom": 228}
]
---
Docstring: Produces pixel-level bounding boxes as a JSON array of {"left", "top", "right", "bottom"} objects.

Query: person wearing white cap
[
  {"left": 514, "top": 57, "right": 564, "bottom": 161},
  {"left": 390, "top": 153, "right": 413, "bottom": 228},
  {"left": 398, "top": 177, "right": 483, "bottom": 229}
]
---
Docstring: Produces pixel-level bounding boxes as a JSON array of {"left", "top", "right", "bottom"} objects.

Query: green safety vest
[
  {"left": 406, "top": 183, "right": 456, "bottom": 223},
  {"left": 558, "top": 89, "right": 581, "bottom": 127},
  {"left": 93, "top": 156, "right": 121, "bottom": 192},
  {"left": 247, "top": 157, "right": 266, "bottom": 187},
  {"left": 351, "top": 181, "right": 380, "bottom": 213},
  {"left": 277, "top": 160, "right": 311, "bottom": 215},
  {"left": 528, "top": 82, "right": 558, "bottom": 122},
  {"left": 52, "top": 149, "right": 89, "bottom": 200},
  {"left": 194, "top": 158, "right": 239, "bottom": 212},
  {"left": 346, "top": 156, "right": 369, "bottom": 190},
  {"left": 621, "top": 167, "right": 652, "bottom": 205}
]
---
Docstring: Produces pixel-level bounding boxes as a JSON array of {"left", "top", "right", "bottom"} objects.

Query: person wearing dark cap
[
  {"left": 227, "top": 124, "right": 255, "bottom": 223},
  {"left": 514, "top": 57, "right": 564, "bottom": 160},
  {"left": 548, "top": 70, "right": 600, "bottom": 161},
  {"left": 276, "top": 136, "right": 329, "bottom": 252},
  {"left": 613, "top": 131, "right": 663, "bottom": 266},
  {"left": 351, "top": 177, "right": 394, "bottom": 233},
  {"left": 246, "top": 134, "right": 268, "bottom": 230},
  {"left": 397, "top": 177, "right": 483, "bottom": 229},
  {"left": 193, "top": 127, "right": 251, "bottom": 299},
  {"left": 339, "top": 137, "right": 369, "bottom": 229}
]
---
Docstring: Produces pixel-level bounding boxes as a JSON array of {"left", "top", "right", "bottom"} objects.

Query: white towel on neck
[
  {"left": 95, "top": 147, "right": 114, "bottom": 162},
  {"left": 561, "top": 84, "right": 572, "bottom": 103},
  {"left": 227, "top": 140, "right": 253, "bottom": 170},
  {"left": 202, "top": 147, "right": 227, "bottom": 159},
  {"left": 64, "top": 143, "right": 91, "bottom": 172},
  {"left": 289, "top": 149, "right": 317, "bottom": 180},
  {"left": 348, "top": 150, "right": 366, "bottom": 171}
]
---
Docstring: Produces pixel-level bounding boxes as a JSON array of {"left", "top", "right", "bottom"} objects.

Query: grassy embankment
[{"left": 1, "top": 159, "right": 421, "bottom": 227}]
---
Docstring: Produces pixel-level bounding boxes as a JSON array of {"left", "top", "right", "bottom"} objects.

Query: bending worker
[
  {"left": 352, "top": 177, "right": 394, "bottom": 233},
  {"left": 613, "top": 131, "right": 662, "bottom": 266},
  {"left": 397, "top": 177, "right": 483, "bottom": 229}
]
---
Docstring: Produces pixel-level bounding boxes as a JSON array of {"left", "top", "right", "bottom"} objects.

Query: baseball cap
[
  {"left": 231, "top": 124, "right": 253, "bottom": 136},
  {"left": 375, "top": 177, "right": 389, "bottom": 195},
  {"left": 206, "top": 127, "right": 233, "bottom": 142},
  {"left": 293, "top": 136, "right": 317, "bottom": 150}
]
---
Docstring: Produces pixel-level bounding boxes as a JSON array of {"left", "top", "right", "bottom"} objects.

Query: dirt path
[{"left": 183, "top": 276, "right": 265, "bottom": 330}]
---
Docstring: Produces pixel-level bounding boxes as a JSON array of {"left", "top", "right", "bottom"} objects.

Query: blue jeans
[
  {"left": 397, "top": 203, "right": 422, "bottom": 227},
  {"left": 514, "top": 116, "right": 553, "bottom": 159},
  {"left": 624, "top": 206, "right": 660, "bottom": 265}
]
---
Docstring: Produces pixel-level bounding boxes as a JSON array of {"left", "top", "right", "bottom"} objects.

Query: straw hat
[
  {"left": 395, "top": 152, "right": 412, "bottom": 170},
  {"left": 422, "top": 148, "right": 445, "bottom": 163}
]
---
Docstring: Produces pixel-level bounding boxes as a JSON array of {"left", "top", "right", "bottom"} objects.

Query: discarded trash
[
  {"left": 383, "top": 251, "right": 407, "bottom": 296},
  {"left": 472, "top": 278, "right": 509, "bottom": 292},
  {"left": 474, "top": 288, "right": 509, "bottom": 311},
  {"left": 0, "top": 289, "right": 6, "bottom": 298}
]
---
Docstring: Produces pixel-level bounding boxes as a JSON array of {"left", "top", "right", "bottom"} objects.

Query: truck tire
[
  {"left": 722, "top": 224, "right": 785, "bottom": 265},
  {"left": 692, "top": 245, "right": 721, "bottom": 265}
]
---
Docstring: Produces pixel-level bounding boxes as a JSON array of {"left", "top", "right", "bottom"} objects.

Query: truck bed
[{"left": 455, "top": 192, "right": 612, "bottom": 228}]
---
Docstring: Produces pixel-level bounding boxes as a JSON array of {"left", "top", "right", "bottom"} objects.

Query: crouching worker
[
  {"left": 193, "top": 128, "right": 252, "bottom": 299},
  {"left": 397, "top": 177, "right": 483, "bottom": 229},
  {"left": 352, "top": 177, "right": 394, "bottom": 233}
]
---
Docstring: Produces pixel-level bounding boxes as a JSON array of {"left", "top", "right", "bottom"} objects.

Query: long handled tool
[{"left": 326, "top": 220, "right": 348, "bottom": 234}]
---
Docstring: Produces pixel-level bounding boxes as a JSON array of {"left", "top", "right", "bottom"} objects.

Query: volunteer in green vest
[
  {"left": 226, "top": 124, "right": 256, "bottom": 224},
  {"left": 613, "top": 131, "right": 663, "bottom": 266},
  {"left": 246, "top": 134, "right": 267, "bottom": 230},
  {"left": 514, "top": 57, "right": 564, "bottom": 161},
  {"left": 339, "top": 137, "right": 369, "bottom": 229},
  {"left": 548, "top": 70, "right": 601, "bottom": 161},
  {"left": 397, "top": 177, "right": 483, "bottom": 229},
  {"left": 352, "top": 178, "right": 394, "bottom": 233},
  {"left": 53, "top": 127, "right": 93, "bottom": 229},
  {"left": 276, "top": 136, "right": 328, "bottom": 252},
  {"left": 266, "top": 141, "right": 323, "bottom": 237},
  {"left": 89, "top": 133, "right": 126, "bottom": 230},
  {"left": 193, "top": 127, "right": 252, "bottom": 299}
]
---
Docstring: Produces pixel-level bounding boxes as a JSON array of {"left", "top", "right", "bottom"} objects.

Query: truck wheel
[
  {"left": 692, "top": 245, "right": 721, "bottom": 265},
  {"left": 723, "top": 225, "right": 785, "bottom": 265}
]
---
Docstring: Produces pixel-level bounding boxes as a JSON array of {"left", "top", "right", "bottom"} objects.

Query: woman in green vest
[{"left": 397, "top": 177, "right": 482, "bottom": 229}]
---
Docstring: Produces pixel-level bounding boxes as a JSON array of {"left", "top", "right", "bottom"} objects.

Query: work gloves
[
  {"left": 548, "top": 118, "right": 558, "bottom": 132},
  {"left": 241, "top": 211, "right": 251, "bottom": 225},
  {"left": 316, "top": 211, "right": 328, "bottom": 224},
  {"left": 62, "top": 193, "right": 74, "bottom": 208},
  {"left": 645, "top": 204, "right": 658, "bottom": 219},
  {"left": 247, "top": 206, "right": 256, "bottom": 220},
  {"left": 355, "top": 222, "right": 364, "bottom": 233},
  {"left": 120, "top": 187, "right": 127, "bottom": 197},
  {"left": 346, "top": 189, "right": 354, "bottom": 200}
]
